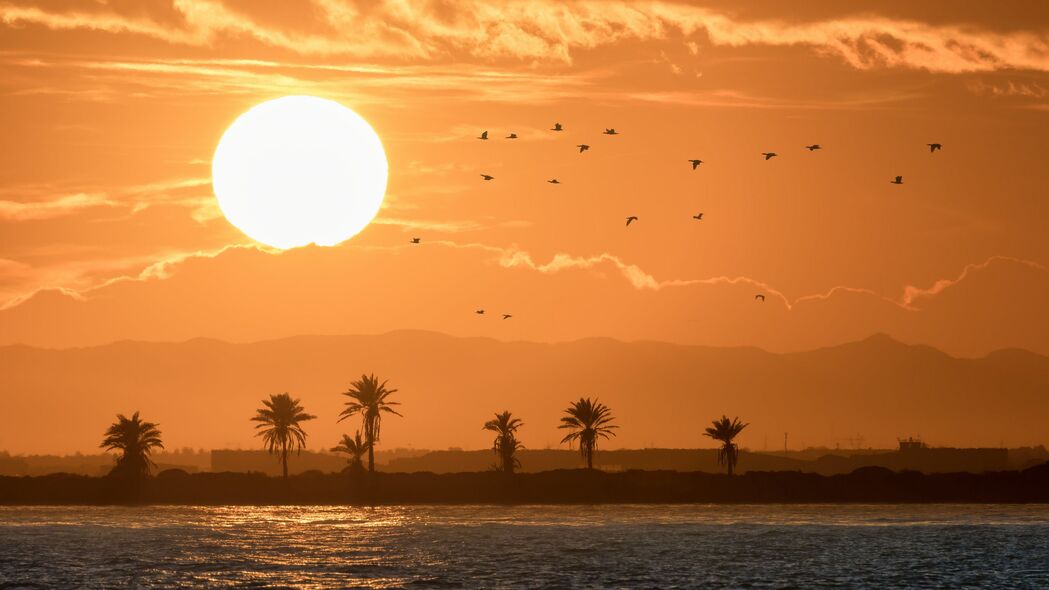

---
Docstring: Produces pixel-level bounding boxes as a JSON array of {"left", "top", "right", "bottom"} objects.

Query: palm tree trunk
[
  {"left": 586, "top": 445, "right": 593, "bottom": 470},
  {"left": 282, "top": 441, "right": 289, "bottom": 478},
  {"left": 367, "top": 433, "right": 375, "bottom": 473}
]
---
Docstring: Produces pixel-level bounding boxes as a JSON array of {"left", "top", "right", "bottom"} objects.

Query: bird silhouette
[
  {"left": 475, "top": 309, "right": 485, "bottom": 315},
  {"left": 502, "top": 314, "right": 513, "bottom": 320},
  {"left": 478, "top": 131, "right": 488, "bottom": 140},
  {"left": 625, "top": 216, "right": 638, "bottom": 227},
  {"left": 755, "top": 294, "right": 766, "bottom": 302},
  {"left": 603, "top": 128, "right": 618, "bottom": 135},
  {"left": 689, "top": 159, "right": 704, "bottom": 170},
  {"left": 577, "top": 144, "right": 590, "bottom": 153},
  {"left": 891, "top": 175, "right": 903, "bottom": 184},
  {"left": 410, "top": 237, "right": 421, "bottom": 244},
  {"left": 805, "top": 144, "right": 821, "bottom": 151},
  {"left": 692, "top": 213, "right": 704, "bottom": 220},
  {"left": 762, "top": 152, "right": 777, "bottom": 160},
  {"left": 551, "top": 122, "right": 563, "bottom": 131},
  {"left": 928, "top": 143, "right": 942, "bottom": 152},
  {"left": 506, "top": 133, "right": 518, "bottom": 139},
  {"left": 547, "top": 179, "right": 560, "bottom": 184},
  {"left": 480, "top": 174, "right": 494, "bottom": 181}
]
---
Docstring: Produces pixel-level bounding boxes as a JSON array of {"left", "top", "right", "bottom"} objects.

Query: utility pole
[{"left": 783, "top": 432, "right": 788, "bottom": 454}]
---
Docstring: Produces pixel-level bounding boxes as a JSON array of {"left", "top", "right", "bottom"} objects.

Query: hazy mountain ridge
[{"left": 1, "top": 331, "right": 1047, "bottom": 456}]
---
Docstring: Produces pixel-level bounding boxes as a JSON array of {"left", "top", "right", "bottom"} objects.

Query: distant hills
[{"left": 1, "top": 331, "right": 1047, "bottom": 456}]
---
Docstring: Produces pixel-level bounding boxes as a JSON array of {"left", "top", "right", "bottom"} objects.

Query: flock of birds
[{"left": 408, "top": 123, "right": 944, "bottom": 316}]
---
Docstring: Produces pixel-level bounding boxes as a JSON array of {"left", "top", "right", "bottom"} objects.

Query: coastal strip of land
[{"left": 3, "top": 463, "right": 1048, "bottom": 505}]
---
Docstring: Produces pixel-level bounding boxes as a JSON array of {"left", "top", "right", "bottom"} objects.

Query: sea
[{"left": 1, "top": 504, "right": 1048, "bottom": 588}]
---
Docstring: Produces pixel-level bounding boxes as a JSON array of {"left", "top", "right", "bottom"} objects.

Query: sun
[{"left": 212, "top": 96, "right": 388, "bottom": 249}]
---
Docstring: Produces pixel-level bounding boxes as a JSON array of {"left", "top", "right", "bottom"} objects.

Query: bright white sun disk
[{"left": 212, "top": 96, "right": 388, "bottom": 249}]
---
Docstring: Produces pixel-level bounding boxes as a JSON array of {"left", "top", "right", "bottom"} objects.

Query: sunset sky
[{"left": 2, "top": 0, "right": 1049, "bottom": 358}]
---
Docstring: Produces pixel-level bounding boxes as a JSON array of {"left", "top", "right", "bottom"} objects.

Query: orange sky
[{"left": 2, "top": 0, "right": 1049, "bottom": 359}]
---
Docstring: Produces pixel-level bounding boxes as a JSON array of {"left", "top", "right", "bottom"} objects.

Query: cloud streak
[{"left": 2, "top": 1, "right": 1047, "bottom": 73}]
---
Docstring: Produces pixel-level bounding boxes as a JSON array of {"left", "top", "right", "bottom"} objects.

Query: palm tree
[
  {"left": 100, "top": 412, "right": 163, "bottom": 478},
  {"left": 338, "top": 374, "right": 402, "bottom": 473},
  {"left": 483, "top": 411, "right": 524, "bottom": 474},
  {"left": 704, "top": 415, "right": 749, "bottom": 475},
  {"left": 559, "top": 397, "right": 618, "bottom": 470},
  {"left": 252, "top": 393, "right": 316, "bottom": 478},
  {"left": 332, "top": 431, "right": 371, "bottom": 474}
]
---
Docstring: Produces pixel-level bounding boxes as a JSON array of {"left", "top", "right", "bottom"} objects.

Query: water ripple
[{"left": 1, "top": 505, "right": 1048, "bottom": 588}]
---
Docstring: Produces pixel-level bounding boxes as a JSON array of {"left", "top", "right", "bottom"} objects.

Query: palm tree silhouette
[
  {"left": 559, "top": 397, "right": 618, "bottom": 470},
  {"left": 100, "top": 412, "right": 163, "bottom": 478},
  {"left": 704, "top": 415, "right": 749, "bottom": 475},
  {"left": 252, "top": 393, "right": 316, "bottom": 478},
  {"left": 483, "top": 411, "right": 524, "bottom": 474},
  {"left": 338, "top": 374, "right": 402, "bottom": 473},
  {"left": 332, "top": 431, "right": 371, "bottom": 474}
]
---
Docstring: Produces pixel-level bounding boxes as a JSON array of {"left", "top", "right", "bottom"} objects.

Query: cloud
[
  {"left": 0, "top": 243, "right": 259, "bottom": 311},
  {"left": 0, "top": 177, "right": 214, "bottom": 223},
  {"left": 900, "top": 256, "right": 1049, "bottom": 309},
  {"left": 0, "top": 193, "right": 116, "bottom": 221},
  {"left": 2, "top": 1, "right": 1047, "bottom": 73},
  {"left": 2, "top": 238, "right": 1047, "bottom": 356}
]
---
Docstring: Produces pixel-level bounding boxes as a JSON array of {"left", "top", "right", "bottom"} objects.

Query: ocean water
[{"left": 1, "top": 505, "right": 1048, "bottom": 588}]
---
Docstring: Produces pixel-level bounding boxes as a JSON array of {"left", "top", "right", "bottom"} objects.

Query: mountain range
[{"left": 1, "top": 331, "right": 1047, "bottom": 455}]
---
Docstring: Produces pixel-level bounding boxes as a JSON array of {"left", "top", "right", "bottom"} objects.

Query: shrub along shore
[{"left": 3, "top": 464, "right": 1048, "bottom": 505}]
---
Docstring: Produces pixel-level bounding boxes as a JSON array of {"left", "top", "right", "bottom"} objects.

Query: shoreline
[{"left": 3, "top": 464, "right": 1049, "bottom": 506}]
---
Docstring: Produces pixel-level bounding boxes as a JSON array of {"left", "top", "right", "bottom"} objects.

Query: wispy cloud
[
  {"left": 0, "top": 177, "right": 214, "bottom": 223},
  {"left": 0, "top": 193, "right": 116, "bottom": 221},
  {"left": 2, "top": 1, "right": 1046, "bottom": 73},
  {"left": 899, "top": 256, "right": 1049, "bottom": 309},
  {"left": 0, "top": 243, "right": 260, "bottom": 310}
]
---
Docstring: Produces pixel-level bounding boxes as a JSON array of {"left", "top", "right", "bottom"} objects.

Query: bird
[
  {"left": 603, "top": 128, "right": 618, "bottom": 135},
  {"left": 480, "top": 174, "right": 494, "bottom": 181},
  {"left": 689, "top": 159, "right": 704, "bottom": 170},
  {"left": 755, "top": 294, "right": 765, "bottom": 302},
  {"left": 692, "top": 213, "right": 704, "bottom": 220},
  {"left": 502, "top": 314, "right": 513, "bottom": 320},
  {"left": 410, "top": 237, "right": 421, "bottom": 244},
  {"left": 577, "top": 144, "right": 590, "bottom": 153},
  {"left": 506, "top": 133, "right": 518, "bottom": 139},
  {"left": 928, "top": 143, "right": 942, "bottom": 152},
  {"left": 547, "top": 179, "right": 560, "bottom": 184},
  {"left": 625, "top": 216, "right": 638, "bottom": 227},
  {"left": 478, "top": 131, "right": 488, "bottom": 140},
  {"left": 551, "top": 122, "right": 563, "bottom": 131},
  {"left": 805, "top": 144, "right": 821, "bottom": 151},
  {"left": 762, "top": 152, "right": 777, "bottom": 160},
  {"left": 891, "top": 175, "right": 903, "bottom": 184},
  {"left": 475, "top": 309, "right": 485, "bottom": 315}
]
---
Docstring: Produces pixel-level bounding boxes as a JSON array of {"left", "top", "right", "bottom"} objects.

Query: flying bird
[
  {"left": 762, "top": 152, "right": 777, "bottom": 160},
  {"left": 603, "top": 128, "right": 618, "bottom": 135},
  {"left": 755, "top": 294, "right": 765, "bottom": 302},
  {"left": 891, "top": 175, "right": 903, "bottom": 184},
  {"left": 577, "top": 144, "right": 590, "bottom": 153},
  {"left": 928, "top": 143, "right": 942, "bottom": 152},
  {"left": 410, "top": 237, "right": 421, "bottom": 244},
  {"left": 692, "top": 213, "right": 704, "bottom": 220},
  {"left": 551, "top": 122, "right": 563, "bottom": 131},
  {"left": 502, "top": 314, "right": 513, "bottom": 320},
  {"left": 506, "top": 133, "right": 518, "bottom": 139},
  {"left": 625, "top": 216, "right": 638, "bottom": 227},
  {"left": 547, "top": 179, "right": 560, "bottom": 184},
  {"left": 689, "top": 159, "right": 704, "bottom": 170},
  {"left": 480, "top": 174, "right": 494, "bottom": 181},
  {"left": 475, "top": 309, "right": 485, "bottom": 315},
  {"left": 478, "top": 131, "right": 488, "bottom": 140},
  {"left": 805, "top": 144, "right": 822, "bottom": 151}
]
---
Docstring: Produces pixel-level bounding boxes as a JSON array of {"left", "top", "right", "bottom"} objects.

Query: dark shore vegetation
[{"left": 3, "top": 463, "right": 1048, "bottom": 505}]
